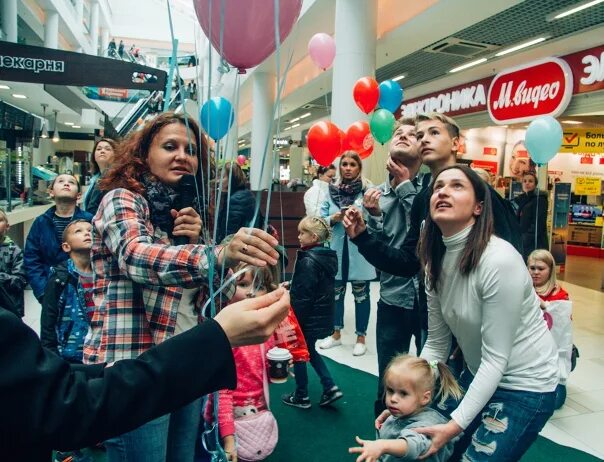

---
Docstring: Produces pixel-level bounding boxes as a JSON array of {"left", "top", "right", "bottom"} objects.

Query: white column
[
  {"left": 75, "top": 0, "right": 84, "bottom": 23},
  {"left": 330, "top": 0, "right": 377, "bottom": 131},
  {"left": 44, "top": 11, "right": 59, "bottom": 49},
  {"left": 1, "top": 0, "right": 17, "bottom": 43},
  {"left": 250, "top": 72, "right": 275, "bottom": 191},
  {"left": 90, "top": 1, "right": 100, "bottom": 55},
  {"left": 101, "top": 28, "right": 110, "bottom": 56}
]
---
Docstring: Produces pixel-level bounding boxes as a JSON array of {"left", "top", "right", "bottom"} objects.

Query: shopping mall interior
[{"left": 1, "top": 0, "right": 604, "bottom": 460}]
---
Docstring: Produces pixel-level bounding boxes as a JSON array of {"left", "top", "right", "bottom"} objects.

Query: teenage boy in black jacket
[
  {"left": 344, "top": 113, "right": 522, "bottom": 343},
  {"left": 0, "top": 289, "right": 289, "bottom": 461}
]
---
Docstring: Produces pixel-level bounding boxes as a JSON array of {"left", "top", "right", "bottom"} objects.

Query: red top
[{"left": 538, "top": 285, "right": 570, "bottom": 302}]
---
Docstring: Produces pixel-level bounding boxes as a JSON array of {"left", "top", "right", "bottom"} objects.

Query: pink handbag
[{"left": 234, "top": 344, "right": 279, "bottom": 461}]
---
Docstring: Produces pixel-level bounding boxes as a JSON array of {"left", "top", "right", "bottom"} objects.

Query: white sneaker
[
  {"left": 319, "top": 336, "right": 342, "bottom": 349},
  {"left": 352, "top": 342, "right": 367, "bottom": 356}
]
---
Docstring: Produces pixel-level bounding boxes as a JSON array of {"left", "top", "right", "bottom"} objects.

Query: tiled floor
[{"left": 22, "top": 255, "right": 604, "bottom": 459}]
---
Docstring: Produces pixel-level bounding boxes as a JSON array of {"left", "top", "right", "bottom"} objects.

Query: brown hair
[
  {"left": 99, "top": 112, "right": 210, "bottom": 194},
  {"left": 396, "top": 116, "right": 417, "bottom": 128},
  {"left": 234, "top": 262, "right": 280, "bottom": 294},
  {"left": 222, "top": 161, "right": 247, "bottom": 191},
  {"left": 49, "top": 173, "right": 81, "bottom": 192},
  {"left": 416, "top": 112, "right": 461, "bottom": 139},
  {"left": 90, "top": 138, "right": 118, "bottom": 175},
  {"left": 384, "top": 354, "right": 463, "bottom": 408},
  {"left": 62, "top": 219, "right": 91, "bottom": 243},
  {"left": 419, "top": 165, "right": 493, "bottom": 291},
  {"left": 522, "top": 171, "right": 538, "bottom": 185},
  {"left": 316, "top": 164, "right": 336, "bottom": 177}
]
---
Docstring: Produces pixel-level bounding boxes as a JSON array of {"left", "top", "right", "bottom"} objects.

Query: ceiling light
[
  {"left": 64, "top": 122, "right": 74, "bottom": 126},
  {"left": 562, "top": 120, "right": 583, "bottom": 124},
  {"left": 392, "top": 74, "right": 407, "bottom": 82},
  {"left": 547, "top": 0, "right": 604, "bottom": 20},
  {"left": 0, "top": 85, "right": 10, "bottom": 90},
  {"left": 52, "top": 110, "right": 60, "bottom": 143},
  {"left": 12, "top": 94, "right": 27, "bottom": 99},
  {"left": 289, "top": 116, "right": 300, "bottom": 123},
  {"left": 290, "top": 123, "right": 300, "bottom": 129},
  {"left": 449, "top": 58, "right": 488, "bottom": 73},
  {"left": 495, "top": 37, "right": 547, "bottom": 57},
  {"left": 298, "top": 112, "right": 311, "bottom": 119},
  {"left": 72, "top": 125, "right": 81, "bottom": 128},
  {"left": 40, "top": 104, "right": 49, "bottom": 139}
]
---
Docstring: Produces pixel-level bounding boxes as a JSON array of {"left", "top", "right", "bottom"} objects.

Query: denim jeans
[
  {"left": 334, "top": 280, "right": 371, "bottom": 336},
  {"left": 105, "top": 398, "right": 202, "bottom": 462},
  {"left": 374, "top": 299, "right": 420, "bottom": 417},
  {"left": 442, "top": 369, "right": 556, "bottom": 461},
  {"left": 294, "top": 336, "right": 336, "bottom": 397}
]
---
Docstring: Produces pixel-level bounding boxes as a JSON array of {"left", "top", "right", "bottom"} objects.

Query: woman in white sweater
[
  {"left": 303, "top": 164, "right": 336, "bottom": 217},
  {"left": 416, "top": 165, "right": 559, "bottom": 460}
]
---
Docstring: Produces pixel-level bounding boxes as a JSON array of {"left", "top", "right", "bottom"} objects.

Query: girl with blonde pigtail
[
  {"left": 350, "top": 354, "right": 463, "bottom": 462},
  {"left": 282, "top": 216, "right": 344, "bottom": 408}
]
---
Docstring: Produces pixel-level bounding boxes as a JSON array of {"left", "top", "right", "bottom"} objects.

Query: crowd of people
[{"left": 0, "top": 110, "right": 574, "bottom": 462}]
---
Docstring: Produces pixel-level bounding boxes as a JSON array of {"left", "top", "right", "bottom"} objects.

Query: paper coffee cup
[{"left": 266, "top": 347, "right": 292, "bottom": 383}]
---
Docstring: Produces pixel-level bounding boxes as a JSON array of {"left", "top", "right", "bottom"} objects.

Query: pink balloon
[
  {"left": 308, "top": 33, "right": 336, "bottom": 70},
  {"left": 237, "top": 155, "right": 247, "bottom": 166},
  {"left": 194, "top": 0, "right": 302, "bottom": 72}
]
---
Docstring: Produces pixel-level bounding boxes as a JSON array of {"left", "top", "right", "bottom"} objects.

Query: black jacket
[
  {"left": 513, "top": 190, "right": 549, "bottom": 260},
  {"left": 352, "top": 177, "right": 523, "bottom": 277},
  {"left": 216, "top": 187, "right": 261, "bottom": 243},
  {"left": 290, "top": 246, "right": 338, "bottom": 340},
  {"left": 0, "top": 309, "right": 235, "bottom": 461}
]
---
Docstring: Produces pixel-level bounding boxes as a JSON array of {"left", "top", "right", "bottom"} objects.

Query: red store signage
[
  {"left": 398, "top": 45, "right": 603, "bottom": 122},
  {"left": 487, "top": 58, "right": 573, "bottom": 124}
]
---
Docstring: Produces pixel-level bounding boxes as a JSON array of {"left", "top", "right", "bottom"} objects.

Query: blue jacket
[
  {"left": 23, "top": 206, "right": 92, "bottom": 300},
  {"left": 40, "top": 259, "right": 92, "bottom": 362}
]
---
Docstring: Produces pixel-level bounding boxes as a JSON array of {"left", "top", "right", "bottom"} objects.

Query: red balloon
[
  {"left": 194, "top": 0, "right": 302, "bottom": 72},
  {"left": 353, "top": 77, "right": 380, "bottom": 114},
  {"left": 344, "top": 121, "right": 374, "bottom": 158},
  {"left": 307, "top": 121, "right": 342, "bottom": 167},
  {"left": 236, "top": 154, "right": 247, "bottom": 166},
  {"left": 338, "top": 128, "right": 349, "bottom": 154}
]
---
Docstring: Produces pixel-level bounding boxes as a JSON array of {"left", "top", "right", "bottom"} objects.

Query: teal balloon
[
  {"left": 370, "top": 109, "right": 396, "bottom": 145},
  {"left": 525, "top": 116, "right": 563, "bottom": 166},
  {"left": 200, "top": 97, "right": 234, "bottom": 141},
  {"left": 378, "top": 80, "right": 403, "bottom": 113}
]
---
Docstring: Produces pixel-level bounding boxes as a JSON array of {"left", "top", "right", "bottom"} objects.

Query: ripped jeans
[
  {"left": 445, "top": 369, "right": 556, "bottom": 461},
  {"left": 334, "top": 280, "right": 371, "bottom": 336}
]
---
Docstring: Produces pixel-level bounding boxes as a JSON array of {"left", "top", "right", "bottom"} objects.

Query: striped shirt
[{"left": 83, "top": 188, "right": 235, "bottom": 364}]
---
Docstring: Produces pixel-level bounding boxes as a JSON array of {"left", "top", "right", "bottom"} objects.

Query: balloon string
[{"left": 534, "top": 164, "right": 539, "bottom": 253}]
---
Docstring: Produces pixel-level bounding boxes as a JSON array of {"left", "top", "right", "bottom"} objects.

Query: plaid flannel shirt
[{"left": 83, "top": 188, "right": 235, "bottom": 364}]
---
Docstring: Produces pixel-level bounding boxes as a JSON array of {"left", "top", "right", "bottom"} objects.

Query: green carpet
[
  {"left": 266, "top": 357, "right": 602, "bottom": 462},
  {"left": 85, "top": 357, "right": 602, "bottom": 461}
]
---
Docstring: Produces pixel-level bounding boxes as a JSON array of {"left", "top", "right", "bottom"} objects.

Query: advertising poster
[{"left": 551, "top": 183, "right": 571, "bottom": 267}]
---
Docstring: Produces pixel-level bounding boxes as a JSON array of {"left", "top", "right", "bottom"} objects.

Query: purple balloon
[
  {"left": 194, "top": 0, "right": 302, "bottom": 72},
  {"left": 308, "top": 33, "right": 336, "bottom": 70}
]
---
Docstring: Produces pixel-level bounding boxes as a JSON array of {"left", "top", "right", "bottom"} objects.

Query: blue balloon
[
  {"left": 200, "top": 97, "right": 235, "bottom": 141},
  {"left": 378, "top": 80, "right": 404, "bottom": 113},
  {"left": 524, "top": 116, "right": 563, "bottom": 166}
]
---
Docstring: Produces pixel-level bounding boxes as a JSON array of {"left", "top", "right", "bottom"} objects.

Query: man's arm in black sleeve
[
  {"left": 350, "top": 193, "right": 423, "bottom": 278},
  {"left": 0, "top": 310, "right": 236, "bottom": 452}
]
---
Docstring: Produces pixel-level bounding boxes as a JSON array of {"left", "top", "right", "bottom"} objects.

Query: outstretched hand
[
  {"left": 214, "top": 288, "right": 290, "bottom": 347},
  {"left": 343, "top": 206, "right": 366, "bottom": 239},
  {"left": 349, "top": 436, "right": 384, "bottom": 462}
]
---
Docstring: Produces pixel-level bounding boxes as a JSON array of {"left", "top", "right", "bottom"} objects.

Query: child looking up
[
  {"left": 0, "top": 208, "right": 27, "bottom": 317},
  {"left": 282, "top": 216, "right": 343, "bottom": 409},
  {"left": 41, "top": 220, "right": 95, "bottom": 364},
  {"left": 350, "top": 354, "right": 462, "bottom": 462}
]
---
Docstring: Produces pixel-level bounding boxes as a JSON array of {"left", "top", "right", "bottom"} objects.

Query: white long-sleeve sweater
[
  {"left": 304, "top": 179, "right": 329, "bottom": 217},
  {"left": 421, "top": 226, "right": 559, "bottom": 430}
]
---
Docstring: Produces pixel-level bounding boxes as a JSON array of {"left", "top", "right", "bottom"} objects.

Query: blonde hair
[
  {"left": 527, "top": 249, "right": 558, "bottom": 296},
  {"left": 384, "top": 354, "right": 463, "bottom": 408},
  {"left": 416, "top": 112, "right": 461, "bottom": 139},
  {"left": 299, "top": 216, "right": 331, "bottom": 243}
]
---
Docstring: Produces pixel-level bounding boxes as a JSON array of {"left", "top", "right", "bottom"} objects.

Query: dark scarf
[
  {"left": 328, "top": 177, "right": 363, "bottom": 208},
  {"left": 141, "top": 173, "right": 203, "bottom": 240}
]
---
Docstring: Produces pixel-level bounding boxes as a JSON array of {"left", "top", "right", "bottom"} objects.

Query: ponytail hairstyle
[
  {"left": 383, "top": 354, "right": 463, "bottom": 408},
  {"left": 298, "top": 216, "right": 332, "bottom": 244}
]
